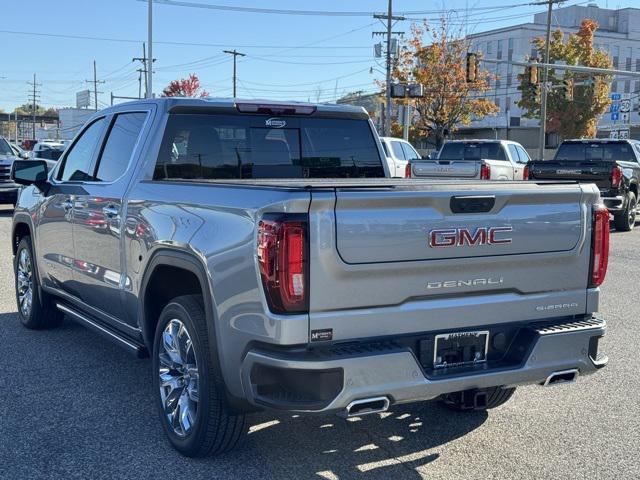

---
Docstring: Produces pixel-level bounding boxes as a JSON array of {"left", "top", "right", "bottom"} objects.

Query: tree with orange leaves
[
  {"left": 392, "top": 19, "right": 499, "bottom": 148},
  {"left": 161, "top": 73, "right": 209, "bottom": 98},
  {"left": 518, "top": 19, "right": 612, "bottom": 139}
]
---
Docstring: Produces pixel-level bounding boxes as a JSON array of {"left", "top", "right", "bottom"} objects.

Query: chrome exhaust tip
[
  {"left": 543, "top": 369, "right": 579, "bottom": 386},
  {"left": 340, "top": 396, "right": 390, "bottom": 418}
]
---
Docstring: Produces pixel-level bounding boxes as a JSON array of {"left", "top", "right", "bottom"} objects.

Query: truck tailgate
[
  {"left": 411, "top": 160, "right": 480, "bottom": 178},
  {"left": 529, "top": 160, "right": 612, "bottom": 189},
  {"left": 308, "top": 182, "right": 596, "bottom": 341}
]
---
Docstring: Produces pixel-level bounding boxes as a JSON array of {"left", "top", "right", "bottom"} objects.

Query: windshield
[
  {"left": 555, "top": 142, "right": 637, "bottom": 162},
  {"left": 0, "top": 138, "right": 13, "bottom": 156},
  {"left": 155, "top": 114, "right": 384, "bottom": 180},
  {"left": 439, "top": 142, "right": 506, "bottom": 161}
]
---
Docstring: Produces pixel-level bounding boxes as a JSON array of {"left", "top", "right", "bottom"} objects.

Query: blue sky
[{"left": 0, "top": 0, "right": 635, "bottom": 111}]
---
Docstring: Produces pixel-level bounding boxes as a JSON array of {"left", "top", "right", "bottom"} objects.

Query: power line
[{"left": 147, "top": 0, "right": 541, "bottom": 17}]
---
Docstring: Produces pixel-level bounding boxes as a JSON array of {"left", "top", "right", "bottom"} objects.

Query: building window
[
  {"left": 507, "top": 73, "right": 512, "bottom": 87},
  {"left": 624, "top": 80, "right": 630, "bottom": 93},
  {"left": 497, "top": 40, "right": 503, "bottom": 60},
  {"left": 530, "top": 47, "right": 537, "bottom": 59},
  {"left": 495, "top": 98, "right": 501, "bottom": 110},
  {"left": 506, "top": 96, "right": 511, "bottom": 111},
  {"left": 487, "top": 41, "right": 493, "bottom": 55},
  {"left": 611, "top": 80, "right": 618, "bottom": 92},
  {"left": 636, "top": 58, "right": 640, "bottom": 72}
]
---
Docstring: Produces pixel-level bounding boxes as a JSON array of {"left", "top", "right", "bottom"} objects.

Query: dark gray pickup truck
[{"left": 10, "top": 98, "right": 609, "bottom": 457}]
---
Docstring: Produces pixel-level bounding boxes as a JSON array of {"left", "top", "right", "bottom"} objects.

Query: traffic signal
[
  {"left": 525, "top": 61, "right": 539, "bottom": 85},
  {"left": 534, "top": 84, "right": 542, "bottom": 103},
  {"left": 466, "top": 53, "right": 478, "bottom": 83},
  {"left": 563, "top": 78, "right": 574, "bottom": 101}
]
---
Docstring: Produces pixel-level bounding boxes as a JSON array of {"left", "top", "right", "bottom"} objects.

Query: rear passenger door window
[
  {"left": 391, "top": 141, "right": 407, "bottom": 160},
  {"left": 515, "top": 146, "right": 531, "bottom": 164},
  {"left": 95, "top": 112, "right": 147, "bottom": 182},
  {"left": 58, "top": 118, "right": 107, "bottom": 182},
  {"left": 400, "top": 142, "right": 420, "bottom": 160}
]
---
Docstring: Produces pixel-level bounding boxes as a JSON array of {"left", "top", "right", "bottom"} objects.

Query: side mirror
[{"left": 11, "top": 160, "right": 50, "bottom": 193}]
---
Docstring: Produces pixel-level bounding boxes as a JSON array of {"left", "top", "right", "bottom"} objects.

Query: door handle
[{"left": 102, "top": 205, "right": 119, "bottom": 218}]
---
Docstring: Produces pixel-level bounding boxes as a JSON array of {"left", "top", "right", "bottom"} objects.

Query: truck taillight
[
  {"left": 257, "top": 216, "right": 308, "bottom": 314},
  {"left": 590, "top": 204, "right": 610, "bottom": 288},
  {"left": 523, "top": 165, "right": 530, "bottom": 180},
  {"left": 405, "top": 163, "right": 412, "bottom": 178},
  {"left": 611, "top": 165, "right": 622, "bottom": 189},
  {"left": 480, "top": 163, "right": 491, "bottom": 180}
]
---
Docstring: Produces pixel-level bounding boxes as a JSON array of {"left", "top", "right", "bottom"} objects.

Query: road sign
[
  {"left": 76, "top": 90, "right": 91, "bottom": 109},
  {"left": 611, "top": 112, "right": 619, "bottom": 121},
  {"left": 611, "top": 93, "right": 621, "bottom": 101},
  {"left": 610, "top": 103, "right": 620, "bottom": 113},
  {"left": 620, "top": 99, "right": 631, "bottom": 113},
  {"left": 610, "top": 129, "right": 630, "bottom": 140},
  {"left": 621, "top": 112, "right": 630, "bottom": 123}
]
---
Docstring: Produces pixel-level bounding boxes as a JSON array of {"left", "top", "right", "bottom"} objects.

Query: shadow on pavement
[{"left": 0, "top": 311, "right": 488, "bottom": 479}]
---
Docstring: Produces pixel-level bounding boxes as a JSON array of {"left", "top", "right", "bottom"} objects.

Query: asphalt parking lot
[{"left": 0, "top": 204, "right": 638, "bottom": 480}]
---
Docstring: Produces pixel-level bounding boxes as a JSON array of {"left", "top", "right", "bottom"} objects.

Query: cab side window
[
  {"left": 507, "top": 145, "right": 520, "bottom": 164},
  {"left": 58, "top": 118, "right": 107, "bottom": 182},
  {"left": 391, "top": 141, "right": 406, "bottom": 160},
  {"left": 515, "top": 145, "right": 531, "bottom": 164},
  {"left": 95, "top": 112, "right": 147, "bottom": 182}
]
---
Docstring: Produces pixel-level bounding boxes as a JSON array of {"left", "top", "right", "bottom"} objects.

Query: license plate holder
[{"left": 434, "top": 330, "right": 489, "bottom": 369}]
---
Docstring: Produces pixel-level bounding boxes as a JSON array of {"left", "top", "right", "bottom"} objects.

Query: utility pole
[
  {"left": 26, "top": 73, "right": 41, "bottom": 141},
  {"left": 86, "top": 60, "right": 105, "bottom": 110},
  {"left": 374, "top": 1, "right": 404, "bottom": 136},
  {"left": 147, "top": 0, "right": 153, "bottom": 98},
  {"left": 223, "top": 49, "right": 246, "bottom": 97},
  {"left": 536, "top": 0, "right": 564, "bottom": 160},
  {"left": 134, "top": 43, "right": 155, "bottom": 99}
]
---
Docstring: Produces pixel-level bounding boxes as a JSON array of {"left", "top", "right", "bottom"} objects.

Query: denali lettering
[
  {"left": 427, "top": 277, "right": 504, "bottom": 289},
  {"left": 429, "top": 226, "right": 513, "bottom": 247}
]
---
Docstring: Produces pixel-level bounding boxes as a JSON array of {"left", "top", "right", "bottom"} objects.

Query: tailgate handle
[{"left": 450, "top": 195, "right": 495, "bottom": 214}]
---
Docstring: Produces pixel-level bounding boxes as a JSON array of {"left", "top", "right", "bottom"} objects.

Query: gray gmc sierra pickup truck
[{"left": 10, "top": 98, "right": 609, "bottom": 457}]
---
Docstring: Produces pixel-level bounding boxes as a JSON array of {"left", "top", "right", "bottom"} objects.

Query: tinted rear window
[
  {"left": 154, "top": 113, "right": 384, "bottom": 180},
  {"left": 439, "top": 142, "right": 506, "bottom": 161},
  {"left": 555, "top": 142, "right": 637, "bottom": 162}
]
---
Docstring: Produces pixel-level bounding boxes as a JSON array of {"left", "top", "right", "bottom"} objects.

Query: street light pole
[{"left": 385, "top": 0, "right": 392, "bottom": 137}]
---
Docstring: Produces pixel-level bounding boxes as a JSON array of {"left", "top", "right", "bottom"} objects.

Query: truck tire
[
  {"left": 614, "top": 192, "right": 637, "bottom": 232},
  {"left": 14, "top": 236, "right": 63, "bottom": 329},
  {"left": 153, "top": 295, "right": 246, "bottom": 457},
  {"left": 440, "top": 386, "right": 516, "bottom": 411}
]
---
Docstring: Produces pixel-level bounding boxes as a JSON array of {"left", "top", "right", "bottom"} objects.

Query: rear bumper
[
  {"left": 602, "top": 195, "right": 624, "bottom": 212},
  {"left": 241, "top": 316, "right": 607, "bottom": 413}
]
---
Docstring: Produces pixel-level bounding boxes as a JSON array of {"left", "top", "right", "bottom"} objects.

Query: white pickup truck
[
  {"left": 409, "top": 139, "right": 531, "bottom": 181},
  {"left": 379, "top": 136, "right": 422, "bottom": 178}
]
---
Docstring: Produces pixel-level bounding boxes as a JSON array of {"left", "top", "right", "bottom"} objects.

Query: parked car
[
  {"left": 379, "top": 136, "right": 422, "bottom": 178},
  {"left": 0, "top": 136, "right": 21, "bottom": 205},
  {"left": 11, "top": 98, "right": 609, "bottom": 457},
  {"left": 30, "top": 140, "right": 66, "bottom": 161},
  {"left": 9, "top": 143, "right": 29, "bottom": 159},
  {"left": 408, "top": 139, "right": 531, "bottom": 180},
  {"left": 528, "top": 138, "right": 640, "bottom": 231}
]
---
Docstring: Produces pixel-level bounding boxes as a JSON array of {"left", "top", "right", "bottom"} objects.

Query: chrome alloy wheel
[
  {"left": 159, "top": 319, "right": 200, "bottom": 437},
  {"left": 17, "top": 248, "right": 33, "bottom": 317}
]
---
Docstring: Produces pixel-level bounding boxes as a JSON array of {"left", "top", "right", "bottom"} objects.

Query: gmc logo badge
[{"left": 429, "top": 226, "right": 513, "bottom": 248}]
